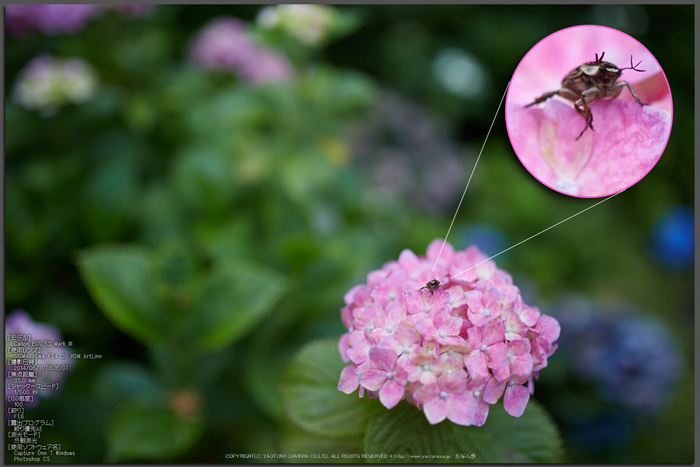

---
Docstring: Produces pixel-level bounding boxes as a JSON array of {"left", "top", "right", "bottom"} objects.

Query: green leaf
[
  {"left": 76, "top": 245, "right": 167, "bottom": 345},
  {"left": 194, "top": 260, "right": 287, "bottom": 351},
  {"left": 328, "top": 9, "right": 362, "bottom": 42},
  {"left": 243, "top": 306, "right": 298, "bottom": 421},
  {"left": 105, "top": 399, "right": 203, "bottom": 462},
  {"left": 279, "top": 339, "right": 382, "bottom": 437},
  {"left": 364, "top": 402, "right": 453, "bottom": 463},
  {"left": 82, "top": 155, "right": 138, "bottom": 242},
  {"left": 452, "top": 400, "right": 563, "bottom": 463},
  {"left": 172, "top": 145, "right": 236, "bottom": 211},
  {"left": 364, "top": 399, "right": 563, "bottom": 463},
  {"left": 92, "top": 362, "right": 163, "bottom": 406}
]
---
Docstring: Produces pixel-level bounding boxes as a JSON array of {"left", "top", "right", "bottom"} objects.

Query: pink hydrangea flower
[
  {"left": 112, "top": 4, "right": 154, "bottom": 17},
  {"left": 506, "top": 25, "right": 672, "bottom": 197},
  {"left": 5, "top": 4, "right": 100, "bottom": 35},
  {"left": 5, "top": 4, "right": 151, "bottom": 36},
  {"left": 189, "top": 16, "right": 295, "bottom": 86},
  {"left": 337, "top": 240, "right": 560, "bottom": 426}
]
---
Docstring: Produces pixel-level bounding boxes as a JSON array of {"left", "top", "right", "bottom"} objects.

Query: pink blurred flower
[
  {"left": 189, "top": 16, "right": 295, "bottom": 86},
  {"left": 4, "top": 4, "right": 148, "bottom": 36},
  {"left": 190, "top": 18, "right": 257, "bottom": 70},
  {"left": 112, "top": 4, "right": 153, "bottom": 17},
  {"left": 5, "top": 4, "right": 101, "bottom": 35},
  {"left": 506, "top": 25, "right": 672, "bottom": 197},
  {"left": 337, "top": 239, "right": 560, "bottom": 425}
]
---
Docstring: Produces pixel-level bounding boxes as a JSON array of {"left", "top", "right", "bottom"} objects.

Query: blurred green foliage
[{"left": 5, "top": 4, "right": 693, "bottom": 463}]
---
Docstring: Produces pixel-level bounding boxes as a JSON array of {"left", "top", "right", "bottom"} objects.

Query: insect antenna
[
  {"left": 620, "top": 55, "right": 645, "bottom": 73},
  {"left": 594, "top": 51, "right": 605, "bottom": 63}
]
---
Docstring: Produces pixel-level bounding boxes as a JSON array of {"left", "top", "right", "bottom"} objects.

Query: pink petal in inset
[{"left": 537, "top": 99, "right": 594, "bottom": 182}]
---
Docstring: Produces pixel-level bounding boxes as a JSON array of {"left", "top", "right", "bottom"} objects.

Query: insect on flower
[
  {"left": 419, "top": 279, "right": 442, "bottom": 296},
  {"left": 525, "top": 51, "right": 647, "bottom": 140}
]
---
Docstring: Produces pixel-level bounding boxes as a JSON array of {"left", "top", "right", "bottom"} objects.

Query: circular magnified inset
[{"left": 505, "top": 25, "right": 673, "bottom": 197}]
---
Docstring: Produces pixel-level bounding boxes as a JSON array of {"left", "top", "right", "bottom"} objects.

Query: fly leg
[
  {"left": 614, "top": 81, "right": 647, "bottom": 106},
  {"left": 573, "top": 87, "right": 599, "bottom": 140},
  {"left": 525, "top": 88, "right": 578, "bottom": 107},
  {"left": 525, "top": 90, "right": 559, "bottom": 107}
]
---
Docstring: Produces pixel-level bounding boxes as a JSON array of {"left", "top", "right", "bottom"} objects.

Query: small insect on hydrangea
[
  {"left": 419, "top": 279, "right": 442, "bottom": 296},
  {"left": 525, "top": 52, "right": 647, "bottom": 140}
]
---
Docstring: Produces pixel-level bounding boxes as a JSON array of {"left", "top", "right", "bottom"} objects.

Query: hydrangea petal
[
  {"left": 519, "top": 303, "right": 542, "bottom": 328},
  {"left": 473, "top": 399, "right": 490, "bottom": 427},
  {"left": 398, "top": 248, "right": 422, "bottom": 272},
  {"left": 440, "top": 371, "right": 467, "bottom": 393},
  {"left": 486, "top": 341, "right": 507, "bottom": 371},
  {"left": 338, "top": 365, "right": 360, "bottom": 393},
  {"left": 426, "top": 238, "right": 455, "bottom": 263},
  {"left": 503, "top": 383, "right": 530, "bottom": 417},
  {"left": 422, "top": 397, "right": 449, "bottom": 425},
  {"left": 338, "top": 332, "right": 351, "bottom": 363},
  {"left": 446, "top": 391, "right": 477, "bottom": 426},
  {"left": 358, "top": 347, "right": 397, "bottom": 391},
  {"left": 465, "top": 349, "right": 489, "bottom": 378},
  {"left": 379, "top": 379, "right": 405, "bottom": 409},
  {"left": 483, "top": 377, "right": 506, "bottom": 404},
  {"left": 507, "top": 98, "right": 671, "bottom": 197}
]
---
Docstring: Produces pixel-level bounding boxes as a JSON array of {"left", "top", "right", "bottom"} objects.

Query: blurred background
[{"left": 5, "top": 4, "right": 693, "bottom": 463}]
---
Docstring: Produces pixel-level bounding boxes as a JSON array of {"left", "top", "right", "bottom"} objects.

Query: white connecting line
[
  {"left": 449, "top": 190, "right": 624, "bottom": 280},
  {"left": 431, "top": 82, "right": 510, "bottom": 272},
  {"left": 430, "top": 79, "right": 626, "bottom": 279}
]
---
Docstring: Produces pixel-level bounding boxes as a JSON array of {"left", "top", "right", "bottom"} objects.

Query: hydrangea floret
[{"left": 337, "top": 240, "right": 560, "bottom": 426}]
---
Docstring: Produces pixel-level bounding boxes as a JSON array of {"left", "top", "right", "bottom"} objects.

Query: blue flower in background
[
  {"left": 567, "top": 413, "right": 634, "bottom": 453},
  {"left": 457, "top": 224, "right": 508, "bottom": 257},
  {"left": 551, "top": 296, "right": 683, "bottom": 414},
  {"left": 649, "top": 205, "right": 694, "bottom": 269}
]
